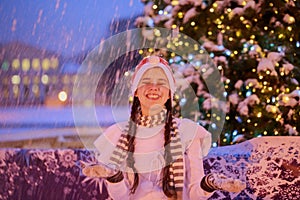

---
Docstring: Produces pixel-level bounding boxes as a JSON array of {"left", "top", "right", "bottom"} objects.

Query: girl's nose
[{"left": 148, "top": 83, "right": 160, "bottom": 90}]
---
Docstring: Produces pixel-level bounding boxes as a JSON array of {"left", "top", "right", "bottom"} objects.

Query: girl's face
[{"left": 136, "top": 67, "right": 170, "bottom": 115}]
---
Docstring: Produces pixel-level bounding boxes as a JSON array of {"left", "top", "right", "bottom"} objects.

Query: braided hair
[
  {"left": 126, "top": 96, "right": 140, "bottom": 193},
  {"left": 127, "top": 96, "right": 177, "bottom": 198},
  {"left": 162, "top": 97, "right": 177, "bottom": 198}
]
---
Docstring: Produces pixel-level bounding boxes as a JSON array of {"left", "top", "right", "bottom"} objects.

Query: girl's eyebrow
[
  {"left": 141, "top": 78, "right": 168, "bottom": 82},
  {"left": 141, "top": 78, "right": 151, "bottom": 81},
  {"left": 158, "top": 78, "right": 167, "bottom": 82}
]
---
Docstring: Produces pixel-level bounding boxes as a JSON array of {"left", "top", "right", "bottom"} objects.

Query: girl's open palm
[{"left": 81, "top": 161, "right": 116, "bottom": 178}]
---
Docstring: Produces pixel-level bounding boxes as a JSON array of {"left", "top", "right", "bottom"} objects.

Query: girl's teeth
[{"left": 147, "top": 94, "right": 159, "bottom": 98}]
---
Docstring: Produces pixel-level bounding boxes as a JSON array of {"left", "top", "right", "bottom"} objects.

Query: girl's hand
[
  {"left": 209, "top": 173, "right": 247, "bottom": 193},
  {"left": 80, "top": 161, "right": 117, "bottom": 178}
]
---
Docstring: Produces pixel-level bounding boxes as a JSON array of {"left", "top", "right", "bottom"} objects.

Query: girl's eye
[
  {"left": 141, "top": 82, "right": 166, "bottom": 86},
  {"left": 142, "top": 81, "right": 150, "bottom": 85}
]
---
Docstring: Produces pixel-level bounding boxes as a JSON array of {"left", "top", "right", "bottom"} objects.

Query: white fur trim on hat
[{"left": 131, "top": 56, "right": 176, "bottom": 96}]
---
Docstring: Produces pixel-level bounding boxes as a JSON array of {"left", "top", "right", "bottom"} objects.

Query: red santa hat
[{"left": 131, "top": 55, "right": 176, "bottom": 96}]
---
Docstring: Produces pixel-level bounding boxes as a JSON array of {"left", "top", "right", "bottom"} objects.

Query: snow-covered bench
[{"left": 0, "top": 136, "right": 299, "bottom": 200}]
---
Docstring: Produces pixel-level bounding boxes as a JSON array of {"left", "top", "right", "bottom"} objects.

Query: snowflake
[
  {"left": 45, "top": 158, "right": 59, "bottom": 173},
  {"left": 58, "top": 150, "right": 78, "bottom": 168}
]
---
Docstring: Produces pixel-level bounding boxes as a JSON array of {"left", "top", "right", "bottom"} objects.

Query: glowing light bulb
[
  {"left": 58, "top": 91, "right": 68, "bottom": 102},
  {"left": 282, "top": 96, "right": 289, "bottom": 103}
]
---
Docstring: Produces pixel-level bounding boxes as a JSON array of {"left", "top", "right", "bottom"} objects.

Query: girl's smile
[{"left": 145, "top": 93, "right": 160, "bottom": 100}]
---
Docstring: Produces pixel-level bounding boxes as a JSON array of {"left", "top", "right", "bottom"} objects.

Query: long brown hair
[{"left": 127, "top": 96, "right": 176, "bottom": 198}]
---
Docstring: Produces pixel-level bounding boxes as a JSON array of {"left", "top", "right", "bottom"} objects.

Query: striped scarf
[
  {"left": 138, "top": 109, "right": 167, "bottom": 127},
  {"left": 168, "top": 119, "right": 184, "bottom": 200},
  {"left": 109, "top": 110, "right": 184, "bottom": 199}
]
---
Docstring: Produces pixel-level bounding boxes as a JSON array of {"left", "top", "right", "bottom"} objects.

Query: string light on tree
[{"left": 138, "top": 0, "right": 300, "bottom": 146}]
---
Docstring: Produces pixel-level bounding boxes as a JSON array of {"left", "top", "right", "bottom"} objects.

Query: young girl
[{"left": 82, "top": 55, "right": 246, "bottom": 199}]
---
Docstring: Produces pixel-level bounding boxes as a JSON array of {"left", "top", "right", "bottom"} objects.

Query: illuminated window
[
  {"left": 13, "top": 85, "right": 19, "bottom": 98},
  {"left": 22, "top": 58, "right": 30, "bottom": 71},
  {"left": 41, "top": 74, "right": 49, "bottom": 84},
  {"left": 33, "top": 76, "right": 40, "bottom": 84},
  {"left": 32, "top": 58, "right": 40, "bottom": 71},
  {"left": 11, "top": 75, "right": 21, "bottom": 84},
  {"left": 23, "top": 76, "right": 30, "bottom": 85},
  {"left": 32, "top": 84, "right": 39, "bottom": 95},
  {"left": 1, "top": 61, "right": 9, "bottom": 71},
  {"left": 12, "top": 59, "right": 20, "bottom": 70},
  {"left": 51, "top": 57, "right": 59, "bottom": 69},
  {"left": 42, "top": 58, "right": 50, "bottom": 71}
]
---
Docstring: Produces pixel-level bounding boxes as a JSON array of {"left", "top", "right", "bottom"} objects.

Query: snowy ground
[{"left": 0, "top": 106, "right": 129, "bottom": 142}]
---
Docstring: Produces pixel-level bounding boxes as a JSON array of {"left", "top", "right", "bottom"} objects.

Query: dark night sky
[{"left": 0, "top": 0, "right": 144, "bottom": 56}]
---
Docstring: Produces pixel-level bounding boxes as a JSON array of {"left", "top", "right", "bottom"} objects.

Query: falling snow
[{"left": 0, "top": 0, "right": 144, "bottom": 145}]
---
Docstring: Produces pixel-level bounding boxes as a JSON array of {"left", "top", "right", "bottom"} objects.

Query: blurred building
[
  {"left": 0, "top": 15, "right": 143, "bottom": 108},
  {"left": 0, "top": 42, "right": 83, "bottom": 107}
]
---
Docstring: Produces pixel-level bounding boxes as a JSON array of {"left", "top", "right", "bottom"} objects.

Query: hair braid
[
  {"left": 126, "top": 97, "right": 177, "bottom": 196},
  {"left": 162, "top": 98, "right": 176, "bottom": 198},
  {"left": 126, "top": 96, "right": 140, "bottom": 193}
]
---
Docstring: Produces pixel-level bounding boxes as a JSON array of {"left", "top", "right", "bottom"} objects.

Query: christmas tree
[{"left": 134, "top": 0, "right": 300, "bottom": 146}]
